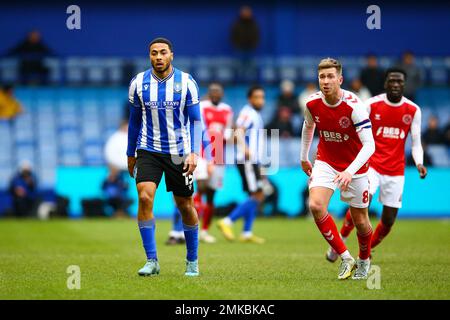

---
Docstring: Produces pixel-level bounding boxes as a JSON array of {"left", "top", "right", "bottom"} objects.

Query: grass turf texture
[{"left": 0, "top": 218, "right": 449, "bottom": 300}]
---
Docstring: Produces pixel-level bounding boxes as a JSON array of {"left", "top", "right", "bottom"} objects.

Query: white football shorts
[
  {"left": 309, "top": 160, "right": 370, "bottom": 208},
  {"left": 368, "top": 167, "right": 405, "bottom": 208}
]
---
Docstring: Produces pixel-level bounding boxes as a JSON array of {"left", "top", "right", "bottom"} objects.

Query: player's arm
[
  {"left": 335, "top": 107, "right": 375, "bottom": 190},
  {"left": 127, "top": 76, "right": 143, "bottom": 178},
  {"left": 300, "top": 108, "right": 316, "bottom": 176},
  {"left": 185, "top": 75, "right": 202, "bottom": 175},
  {"left": 235, "top": 111, "right": 252, "bottom": 160},
  {"left": 410, "top": 107, "right": 427, "bottom": 178},
  {"left": 223, "top": 108, "right": 235, "bottom": 143}
]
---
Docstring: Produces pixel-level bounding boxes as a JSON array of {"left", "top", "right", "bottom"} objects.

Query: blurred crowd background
[{"left": 0, "top": 0, "right": 449, "bottom": 218}]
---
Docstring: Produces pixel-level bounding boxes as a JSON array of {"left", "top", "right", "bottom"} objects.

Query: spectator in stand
[
  {"left": 349, "top": 78, "right": 372, "bottom": 102},
  {"left": 422, "top": 115, "right": 445, "bottom": 145},
  {"left": 444, "top": 118, "right": 450, "bottom": 147},
  {"left": 7, "top": 30, "right": 53, "bottom": 85},
  {"left": 9, "top": 160, "right": 39, "bottom": 217},
  {"left": 0, "top": 84, "right": 23, "bottom": 120},
  {"left": 360, "top": 54, "right": 385, "bottom": 96},
  {"left": 267, "top": 106, "right": 295, "bottom": 138},
  {"left": 276, "top": 80, "right": 300, "bottom": 115},
  {"left": 397, "top": 51, "right": 422, "bottom": 102},
  {"left": 298, "top": 82, "right": 318, "bottom": 116},
  {"left": 102, "top": 167, "right": 130, "bottom": 218},
  {"left": 103, "top": 120, "right": 132, "bottom": 217},
  {"left": 230, "top": 5, "right": 260, "bottom": 82}
]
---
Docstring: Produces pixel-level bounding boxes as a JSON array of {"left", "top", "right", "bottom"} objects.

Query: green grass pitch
[{"left": 0, "top": 218, "right": 449, "bottom": 299}]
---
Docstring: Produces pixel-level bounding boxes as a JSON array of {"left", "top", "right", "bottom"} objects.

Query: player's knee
[
  {"left": 353, "top": 221, "right": 369, "bottom": 232},
  {"left": 252, "top": 190, "right": 265, "bottom": 202},
  {"left": 381, "top": 215, "right": 396, "bottom": 227},
  {"left": 382, "top": 207, "right": 398, "bottom": 227},
  {"left": 309, "top": 199, "right": 326, "bottom": 214},
  {"left": 176, "top": 200, "right": 194, "bottom": 215},
  {"left": 138, "top": 190, "right": 154, "bottom": 206}
]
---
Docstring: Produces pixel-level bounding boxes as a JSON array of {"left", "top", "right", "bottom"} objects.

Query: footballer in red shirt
[
  {"left": 300, "top": 58, "right": 375, "bottom": 280},
  {"left": 331, "top": 68, "right": 427, "bottom": 261}
]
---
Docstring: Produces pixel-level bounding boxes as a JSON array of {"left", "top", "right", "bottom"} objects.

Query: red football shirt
[
  {"left": 305, "top": 90, "right": 371, "bottom": 175},
  {"left": 368, "top": 94, "right": 420, "bottom": 176},
  {"left": 200, "top": 100, "right": 233, "bottom": 164}
]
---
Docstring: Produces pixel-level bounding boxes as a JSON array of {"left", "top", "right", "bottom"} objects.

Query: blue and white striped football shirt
[{"left": 127, "top": 67, "right": 201, "bottom": 157}]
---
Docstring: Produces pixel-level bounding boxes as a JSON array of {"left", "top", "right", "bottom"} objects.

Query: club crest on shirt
[
  {"left": 174, "top": 82, "right": 182, "bottom": 93},
  {"left": 375, "top": 114, "right": 381, "bottom": 120},
  {"left": 339, "top": 116, "right": 351, "bottom": 129},
  {"left": 402, "top": 114, "right": 412, "bottom": 125}
]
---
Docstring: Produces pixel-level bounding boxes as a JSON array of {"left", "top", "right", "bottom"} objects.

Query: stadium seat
[
  {"left": 0, "top": 58, "right": 19, "bottom": 83},
  {"left": 427, "top": 145, "right": 450, "bottom": 167},
  {"left": 65, "top": 58, "right": 86, "bottom": 85}
]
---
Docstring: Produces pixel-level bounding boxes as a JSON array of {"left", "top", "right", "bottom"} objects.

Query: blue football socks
[
  {"left": 138, "top": 219, "right": 157, "bottom": 260},
  {"left": 183, "top": 223, "right": 199, "bottom": 262}
]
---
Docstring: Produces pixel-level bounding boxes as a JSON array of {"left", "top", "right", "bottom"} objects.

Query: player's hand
[
  {"left": 183, "top": 153, "right": 198, "bottom": 176},
  {"left": 417, "top": 164, "right": 427, "bottom": 179},
  {"left": 334, "top": 171, "right": 352, "bottom": 191},
  {"left": 127, "top": 156, "right": 136, "bottom": 178},
  {"left": 244, "top": 148, "right": 252, "bottom": 161},
  {"left": 207, "top": 162, "right": 215, "bottom": 176},
  {"left": 301, "top": 160, "right": 313, "bottom": 176}
]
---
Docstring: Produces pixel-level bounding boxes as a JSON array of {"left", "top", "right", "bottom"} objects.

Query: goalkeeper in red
[
  {"left": 301, "top": 58, "right": 375, "bottom": 280},
  {"left": 327, "top": 68, "right": 427, "bottom": 262}
]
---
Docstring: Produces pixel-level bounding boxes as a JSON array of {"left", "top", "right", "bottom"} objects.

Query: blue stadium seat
[
  {"left": 103, "top": 58, "right": 123, "bottom": 85},
  {"left": 60, "top": 152, "right": 82, "bottom": 166},
  {"left": 0, "top": 58, "right": 19, "bottom": 83},
  {"left": 214, "top": 57, "right": 236, "bottom": 84},
  {"left": 65, "top": 58, "right": 85, "bottom": 85},
  {"left": 43, "top": 58, "right": 62, "bottom": 84},
  {"left": 84, "top": 143, "right": 105, "bottom": 166},
  {"left": 258, "top": 58, "right": 278, "bottom": 84},
  {"left": 427, "top": 145, "right": 450, "bottom": 167}
]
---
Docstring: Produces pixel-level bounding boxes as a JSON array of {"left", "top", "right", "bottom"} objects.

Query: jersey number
[
  {"left": 185, "top": 174, "right": 193, "bottom": 190},
  {"left": 362, "top": 190, "right": 369, "bottom": 203}
]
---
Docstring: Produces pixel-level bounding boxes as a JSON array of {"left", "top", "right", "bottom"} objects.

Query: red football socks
[
  {"left": 340, "top": 208, "right": 355, "bottom": 238},
  {"left": 201, "top": 204, "right": 214, "bottom": 231},
  {"left": 371, "top": 221, "right": 392, "bottom": 249},
  {"left": 357, "top": 227, "right": 373, "bottom": 260},
  {"left": 315, "top": 213, "right": 347, "bottom": 255}
]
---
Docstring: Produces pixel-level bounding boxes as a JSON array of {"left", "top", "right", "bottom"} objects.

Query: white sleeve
[
  {"left": 224, "top": 109, "right": 234, "bottom": 140},
  {"left": 346, "top": 127, "right": 375, "bottom": 175},
  {"left": 345, "top": 105, "right": 375, "bottom": 175},
  {"left": 300, "top": 108, "right": 316, "bottom": 161},
  {"left": 128, "top": 76, "right": 138, "bottom": 106},
  {"left": 410, "top": 108, "right": 424, "bottom": 166},
  {"left": 236, "top": 109, "right": 253, "bottom": 129}
]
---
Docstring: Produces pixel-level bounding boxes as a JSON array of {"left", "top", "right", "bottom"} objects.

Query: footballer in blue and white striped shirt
[{"left": 127, "top": 38, "right": 201, "bottom": 277}]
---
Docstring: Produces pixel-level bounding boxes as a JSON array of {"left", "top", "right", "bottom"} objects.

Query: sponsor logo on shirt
[
  {"left": 376, "top": 126, "right": 406, "bottom": 139},
  {"left": 144, "top": 101, "right": 180, "bottom": 109},
  {"left": 319, "top": 130, "right": 350, "bottom": 142}
]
